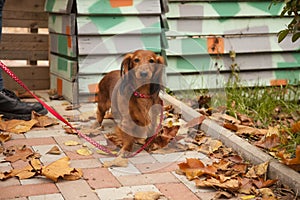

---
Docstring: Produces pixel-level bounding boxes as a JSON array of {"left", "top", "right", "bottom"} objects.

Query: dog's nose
[{"left": 140, "top": 71, "right": 148, "bottom": 78}]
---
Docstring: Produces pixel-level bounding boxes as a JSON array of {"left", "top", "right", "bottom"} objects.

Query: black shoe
[{"left": 0, "top": 89, "right": 48, "bottom": 120}]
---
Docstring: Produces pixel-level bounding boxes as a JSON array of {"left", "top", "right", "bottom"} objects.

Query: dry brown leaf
[
  {"left": 253, "top": 178, "right": 277, "bottom": 189},
  {"left": 184, "top": 115, "right": 206, "bottom": 129},
  {"left": 32, "top": 112, "right": 58, "bottom": 127},
  {"left": 11, "top": 158, "right": 42, "bottom": 179},
  {"left": 258, "top": 188, "right": 276, "bottom": 199},
  {"left": 254, "top": 134, "right": 281, "bottom": 150},
  {"left": 134, "top": 191, "right": 161, "bottom": 200},
  {"left": 46, "top": 146, "right": 61, "bottom": 155},
  {"left": 102, "top": 156, "right": 129, "bottom": 168},
  {"left": 178, "top": 158, "right": 217, "bottom": 180},
  {"left": 42, "top": 157, "right": 82, "bottom": 182},
  {"left": 245, "top": 161, "right": 269, "bottom": 178},
  {"left": 277, "top": 145, "right": 300, "bottom": 171},
  {"left": 195, "top": 177, "right": 240, "bottom": 191},
  {"left": 5, "top": 146, "right": 34, "bottom": 162},
  {"left": 291, "top": 120, "right": 300, "bottom": 133},
  {"left": 236, "top": 125, "right": 267, "bottom": 136},
  {"left": 0, "top": 132, "right": 11, "bottom": 143},
  {"left": 63, "top": 168, "right": 83, "bottom": 181},
  {"left": 0, "top": 119, "right": 38, "bottom": 134}
]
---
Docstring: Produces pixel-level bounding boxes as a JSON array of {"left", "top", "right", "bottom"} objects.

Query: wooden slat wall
[
  {"left": 165, "top": 0, "right": 300, "bottom": 90},
  {"left": 0, "top": 0, "right": 49, "bottom": 91}
]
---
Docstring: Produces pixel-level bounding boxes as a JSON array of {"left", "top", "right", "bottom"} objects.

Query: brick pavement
[{"left": 0, "top": 97, "right": 224, "bottom": 200}]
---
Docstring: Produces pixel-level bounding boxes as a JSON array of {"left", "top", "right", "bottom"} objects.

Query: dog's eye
[
  {"left": 149, "top": 59, "right": 155, "bottom": 63},
  {"left": 133, "top": 58, "right": 140, "bottom": 63}
]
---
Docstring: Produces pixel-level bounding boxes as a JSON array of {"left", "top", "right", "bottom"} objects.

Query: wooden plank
[
  {"left": 50, "top": 73, "right": 77, "bottom": 103},
  {"left": 44, "top": 0, "right": 74, "bottom": 14},
  {"left": 50, "top": 54, "right": 77, "bottom": 81},
  {"left": 78, "top": 55, "right": 122, "bottom": 74},
  {"left": 0, "top": 33, "right": 49, "bottom": 60},
  {"left": 166, "top": 17, "right": 292, "bottom": 36},
  {"left": 166, "top": 35, "right": 300, "bottom": 55},
  {"left": 167, "top": 1, "right": 284, "bottom": 18},
  {"left": 4, "top": 0, "right": 46, "bottom": 12},
  {"left": 3, "top": 66, "right": 50, "bottom": 91},
  {"left": 77, "top": 0, "right": 161, "bottom": 15},
  {"left": 78, "top": 34, "right": 161, "bottom": 55},
  {"left": 48, "top": 14, "right": 76, "bottom": 35},
  {"left": 0, "top": 50, "right": 48, "bottom": 60},
  {"left": 77, "top": 15, "right": 161, "bottom": 35},
  {"left": 166, "top": 69, "right": 300, "bottom": 91},
  {"left": 49, "top": 33, "right": 77, "bottom": 58},
  {"left": 166, "top": 52, "right": 300, "bottom": 72}
]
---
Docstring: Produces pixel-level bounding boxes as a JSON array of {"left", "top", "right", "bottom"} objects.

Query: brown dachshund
[{"left": 96, "top": 50, "right": 165, "bottom": 156}]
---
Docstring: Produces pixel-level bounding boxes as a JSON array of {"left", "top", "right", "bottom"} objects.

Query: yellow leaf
[
  {"left": 76, "top": 148, "right": 92, "bottom": 156},
  {"left": 134, "top": 191, "right": 161, "bottom": 200},
  {"left": 102, "top": 156, "right": 128, "bottom": 168},
  {"left": 64, "top": 140, "right": 80, "bottom": 146},
  {"left": 240, "top": 195, "right": 256, "bottom": 200}
]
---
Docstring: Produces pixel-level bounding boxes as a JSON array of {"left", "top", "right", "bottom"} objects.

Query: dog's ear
[
  {"left": 120, "top": 53, "right": 133, "bottom": 95},
  {"left": 156, "top": 56, "right": 165, "bottom": 65},
  {"left": 120, "top": 53, "right": 133, "bottom": 77},
  {"left": 150, "top": 55, "right": 165, "bottom": 94}
]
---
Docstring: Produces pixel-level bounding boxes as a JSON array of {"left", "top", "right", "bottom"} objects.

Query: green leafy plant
[{"left": 270, "top": 0, "right": 300, "bottom": 42}]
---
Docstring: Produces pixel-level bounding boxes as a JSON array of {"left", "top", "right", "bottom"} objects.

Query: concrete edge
[{"left": 161, "top": 93, "right": 300, "bottom": 195}]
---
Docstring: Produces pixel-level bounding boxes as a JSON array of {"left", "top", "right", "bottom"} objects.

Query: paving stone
[
  {"left": 116, "top": 172, "right": 179, "bottom": 186},
  {"left": 99, "top": 157, "right": 141, "bottom": 177},
  {"left": 135, "top": 162, "right": 179, "bottom": 174},
  {"left": 95, "top": 185, "right": 160, "bottom": 200},
  {"left": 0, "top": 177, "right": 20, "bottom": 188},
  {"left": 156, "top": 183, "right": 200, "bottom": 200},
  {"left": 56, "top": 179, "right": 99, "bottom": 200},
  {"left": 3, "top": 137, "right": 56, "bottom": 148},
  {"left": 25, "top": 129, "right": 66, "bottom": 138},
  {"left": 32, "top": 144, "right": 66, "bottom": 165},
  {"left": 70, "top": 158, "right": 101, "bottom": 169},
  {"left": 0, "top": 183, "right": 58, "bottom": 199},
  {"left": 28, "top": 193, "right": 65, "bottom": 200},
  {"left": 82, "top": 167, "right": 121, "bottom": 189},
  {"left": 20, "top": 177, "right": 53, "bottom": 185},
  {"left": 152, "top": 151, "right": 207, "bottom": 163},
  {"left": 128, "top": 151, "right": 157, "bottom": 164}
]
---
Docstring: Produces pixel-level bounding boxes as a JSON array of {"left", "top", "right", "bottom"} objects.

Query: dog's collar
[{"left": 133, "top": 90, "right": 152, "bottom": 98}]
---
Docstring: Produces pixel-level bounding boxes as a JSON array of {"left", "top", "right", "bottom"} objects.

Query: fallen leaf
[
  {"left": 5, "top": 146, "right": 34, "bottom": 162},
  {"left": 291, "top": 120, "right": 300, "bottom": 133},
  {"left": 184, "top": 115, "right": 206, "bottom": 129},
  {"left": 42, "top": 157, "right": 82, "bottom": 182},
  {"left": 64, "top": 140, "right": 80, "bottom": 146},
  {"left": 277, "top": 145, "right": 300, "bottom": 171},
  {"left": 76, "top": 148, "right": 93, "bottom": 156},
  {"left": 63, "top": 168, "right": 83, "bottom": 181},
  {"left": 11, "top": 158, "right": 42, "bottom": 179},
  {"left": 46, "top": 146, "right": 61, "bottom": 155},
  {"left": 0, "top": 132, "right": 11, "bottom": 143},
  {"left": 253, "top": 178, "right": 277, "bottom": 189},
  {"left": 0, "top": 119, "right": 38, "bottom": 134},
  {"left": 134, "top": 191, "right": 161, "bottom": 200},
  {"left": 245, "top": 161, "right": 269, "bottom": 178},
  {"left": 32, "top": 112, "right": 58, "bottom": 127},
  {"left": 102, "top": 156, "right": 129, "bottom": 168},
  {"left": 258, "top": 188, "right": 276, "bottom": 199},
  {"left": 195, "top": 177, "right": 240, "bottom": 191}
]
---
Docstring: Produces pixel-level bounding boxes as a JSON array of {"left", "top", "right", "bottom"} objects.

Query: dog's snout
[{"left": 140, "top": 71, "right": 148, "bottom": 78}]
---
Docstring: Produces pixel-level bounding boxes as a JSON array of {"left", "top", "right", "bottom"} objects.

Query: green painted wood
[
  {"left": 167, "top": 1, "right": 284, "bottom": 18},
  {"left": 49, "top": 54, "right": 77, "bottom": 81},
  {"left": 44, "top": 0, "right": 73, "bottom": 13},
  {"left": 166, "top": 17, "right": 292, "bottom": 36},
  {"left": 77, "top": 0, "right": 161, "bottom": 15},
  {"left": 78, "top": 35, "right": 161, "bottom": 55},
  {"left": 49, "top": 34, "right": 77, "bottom": 57},
  {"left": 77, "top": 16, "right": 161, "bottom": 35},
  {"left": 48, "top": 14, "right": 76, "bottom": 35}
]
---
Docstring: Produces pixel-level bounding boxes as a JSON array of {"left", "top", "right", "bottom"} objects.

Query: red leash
[{"left": 0, "top": 61, "right": 163, "bottom": 158}]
